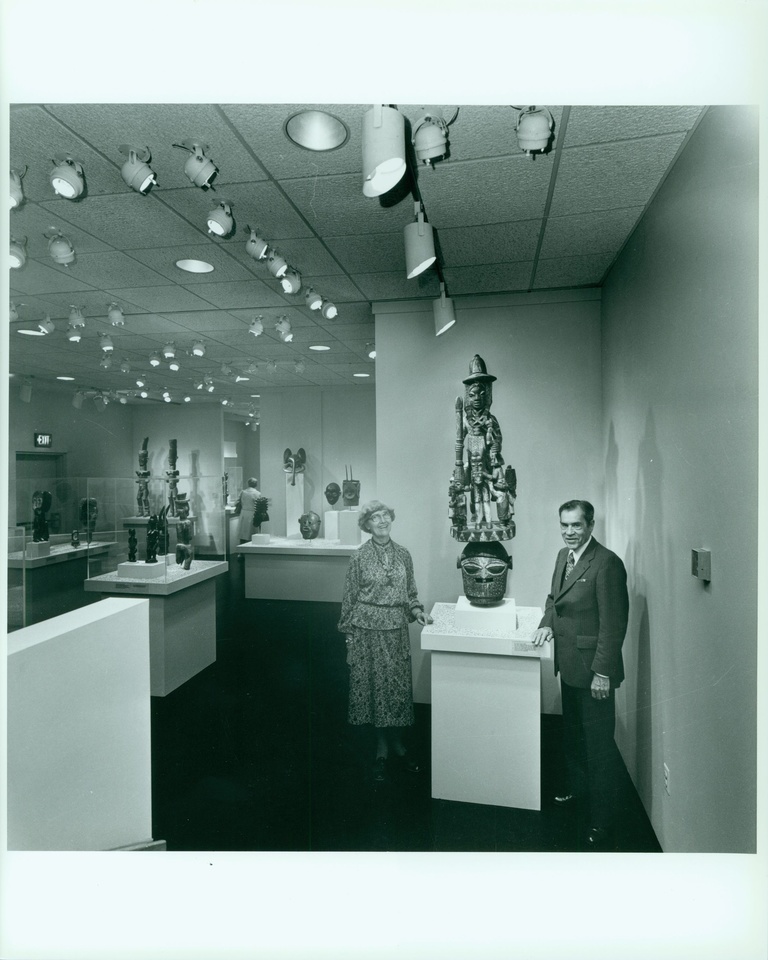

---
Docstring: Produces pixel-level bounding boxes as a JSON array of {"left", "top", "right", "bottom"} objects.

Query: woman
[{"left": 338, "top": 500, "right": 432, "bottom": 782}]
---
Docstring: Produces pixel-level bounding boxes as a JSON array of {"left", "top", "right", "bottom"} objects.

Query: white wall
[
  {"left": 601, "top": 106, "right": 758, "bottom": 852},
  {"left": 259, "top": 385, "right": 376, "bottom": 538},
  {"left": 374, "top": 292, "right": 604, "bottom": 706}
]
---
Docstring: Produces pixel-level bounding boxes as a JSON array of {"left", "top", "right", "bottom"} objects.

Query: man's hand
[
  {"left": 591, "top": 674, "right": 611, "bottom": 700},
  {"left": 532, "top": 628, "right": 553, "bottom": 647}
]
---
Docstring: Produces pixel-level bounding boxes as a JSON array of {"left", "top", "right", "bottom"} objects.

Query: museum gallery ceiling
[{"left": 8, "top": 104, "right": 705, "bottom": 421}]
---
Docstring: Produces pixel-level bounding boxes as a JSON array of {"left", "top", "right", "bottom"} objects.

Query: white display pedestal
[
  {"left": 25, "top": 541, "right": 51, "bottom": 559},
  {"left": 117, "top": 559, "right": 168, "bottom": 579},
  {"left": 324, "top": 509, "right": 361, "bottom": 545},
  {"left": 84, "top": 561, "right": 228, "bottom": 696},
  {"left": 234, "top": 538, "right": 358, "bottom": 602},
  {"left": 421, "top": 600, "right": 549, "bottom": 811},
  {"left": 285, "top": 474, "right": 305, "bottom": 537}
]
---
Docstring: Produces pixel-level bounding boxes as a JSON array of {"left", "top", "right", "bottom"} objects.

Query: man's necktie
[{"left": 564, "top": 550, "right": 575, "bottom": 581}]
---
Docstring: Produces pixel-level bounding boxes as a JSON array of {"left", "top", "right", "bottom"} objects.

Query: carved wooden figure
[
  {"left": 32, "top": 490, "right": 52, "bottom": 542},
  {"left": 135, "top": 437, "right": 150, "bottom": 517}
]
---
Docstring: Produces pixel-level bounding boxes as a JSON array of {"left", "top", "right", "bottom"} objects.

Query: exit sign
[{"left": 34, "top": 432, "right": 53, "bottom": 448}]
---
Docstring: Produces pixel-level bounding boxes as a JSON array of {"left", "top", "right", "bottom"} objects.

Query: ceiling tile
[
  {"left": 299, "top": 274, "right": 368, "bottom": 304},
  {"left": 156, "top": 310, "right": 246, "bottom": 333},
  {"left": 539, "top": 208, "right": 645, "bottom": 259},
  {"left": 353, "top": 271, "right": 440, "bottom": 301},
  {"left": 56, "top": 251, "right": 171, "bottom": 289},
  {"left": 10, "top": 201, "right": 115, "bottom": 258},
  {"left": 9, "top": 260, "right": 97, "bottom": 296},
  {"left": 189, "top": 280, "right": 289, "bottom": 310},
  {"left": 533, "top": 254, "right": 615, "bottom": 288},
  {"left": 442, "top": 262, "right": 534, "bottom": 295},
  {"left": 564, "top": 106, "right": 704, "bottom": 147},
  {"left": 106, "top": 285, "right": 219, "bottom": 313},
  {"left": 324, "top": 233, "right": 406, "bottom": 275},
  {"left": 437, "top": 220, "right": 540, "bottom": 266},
  {"left": 127, "top": 243, "right": 258, "bottom": 284},
  {"left": 281, "top": 172, "right": 410, "bottom": 237}
]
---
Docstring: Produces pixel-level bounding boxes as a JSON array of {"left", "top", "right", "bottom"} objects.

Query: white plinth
[
  {"left": 285, "top": 474, "right": 305, "bottom": 536},
  {"left": 422, "top": 601, "right": 547, "bottom": 810},
  {"left": 118, "top": 559, "right": 168, "bottom": 579},
  {"left": 26, "top": 541, "right": 51, "bottom": 558},
  {"left": 252, "top": 533, "right": 270, "bottom": 545},
  {"left": 454, "top": 595, "right": 517, "bottom": 631}
]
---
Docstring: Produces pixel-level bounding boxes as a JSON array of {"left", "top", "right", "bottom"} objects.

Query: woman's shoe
[{"left": 372, "top": 756, "right": 387, "bottom": 782}]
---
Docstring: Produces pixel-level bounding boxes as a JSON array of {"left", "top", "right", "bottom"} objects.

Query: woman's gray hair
[{"left": 358, "top": 499, "right": 395, "bottom": 531}]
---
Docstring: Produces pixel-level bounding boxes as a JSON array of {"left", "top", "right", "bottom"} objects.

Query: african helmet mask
[{"left": 458, "top": 540, "right": 512, "bottom": 606}]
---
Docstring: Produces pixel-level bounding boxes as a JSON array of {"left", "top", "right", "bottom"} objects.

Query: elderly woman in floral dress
[{"left": 338, "top": 500, "right": 432, "bottom": 782}]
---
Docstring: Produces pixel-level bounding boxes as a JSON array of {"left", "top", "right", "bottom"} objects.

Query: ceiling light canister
[
  {"left": 46, "top": 229, "right": 76, "bottom": 265},
  {"left": 163, "top": 343, "right": 176, "bottom": 360},
  {"left": 10, "top": 236, "right": 27, "bottom": 269},
  {"left": 433, "top": 282, "right": 456, "bottom": 336},
  {"left": 412, "top": 111, "right": 449, "bottom": 167},
  {"left": 366, "top": 342, "right": 376, "bottom": 359},
  {"left": 38, "top": 316, "right": 55, "bottom": 335},
  {"left": 72, "top": 391, "right": 84, "bottom": 409},
  {"left": 100, "top": 355, "right": 113, "bottom": 370},
  {"left": 119, "top": 145, "right": 157, "bottom": 193},
  {"left": 404, "top": 202, "right": 437, "bottom": 279},
  {"left": 249, "top": 317, "right": 264, "bottom": 337},
  {"left": 100, "top": 333, "right": 114, "bottom": 352},
  {"left": 245, "top": 228, "right": 269, "bottom": 261},
  {"left": 281, "top": 268, "right": 302, "bottom": 295},
  {"left": 173, "top": 140, "right": 217, "bottom": 188},
  {"left": 320, "top": 300, "right": 338, "bottom": 320},
  {"left": 10, "top": 167, "right": 26, "bottom": 208},
  {"left": 516, "top": 106, "right": 554, "bottom": 156},
  {"left": 207, "top": 200, "right": 235, "bottom": 237},
  {"left": 50, "top": 156, "right": 85, "bottom": 199},
  {"left": 20, "top": 381, "right": 33, "bottom": 403},
  {"left": 67, "top": 324, "right": 82, "bottom": 343},
  {"left": 149, "top": 351, "right": 162, "bottom": 367},
  {"left": 275, "top": 317, "right": 293, "bottom": 342},
  {"left": 267, "top": 251, "right": 288, "bottom": 279},
  {"left": 108, "top": 303, "right": 125, "bottom": 326},
  {"left": 304, "top": 288, "right": 322, "bottom": 311},
  {"left": 362, "top": 105, "right": 406, "bottom": 197}
]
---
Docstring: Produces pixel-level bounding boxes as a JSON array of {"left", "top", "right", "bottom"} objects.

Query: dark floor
[{"left": 150, "top": 562, "right": 662, "bottom": 853}]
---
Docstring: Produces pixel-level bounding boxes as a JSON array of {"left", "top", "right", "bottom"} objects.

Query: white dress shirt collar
[{"left": 569, "top": 536, "right": 593, "bottom": 565}]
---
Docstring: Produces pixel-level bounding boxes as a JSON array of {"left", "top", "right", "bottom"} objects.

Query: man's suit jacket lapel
[{"left": 555, "top": 538, "right": 599, "bottom": 600}]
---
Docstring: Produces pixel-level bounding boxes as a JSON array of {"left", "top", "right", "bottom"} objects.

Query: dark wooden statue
[
  {"left": 166, "top": 438, "right": 179, "bottom": 516},
  {"left": 135, "top": 436, "right": 150, "bottom": 517},
  {"left": 128, "top": 527, "right": 137, "bottom": 562},
  {"left": 32, "top": 490, "right": 52, "bottom": 542},
  {"left": 145, "top": 514, "right": 160, "bottom": 563},
  {"left": 79, "top": 497, "right": 98, "bottom": 543},
  {"left": 174, "top": 494, "right": 193, "bottom": 570}
]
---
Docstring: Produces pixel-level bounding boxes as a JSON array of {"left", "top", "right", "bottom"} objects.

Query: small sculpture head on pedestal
[
  {"left": 458, "top": 541, "right": 512, "bottom": 606},
  {"left": 324, "top": 482, "right": 341, "bottom": 506},
  {"left": 298, "top": 510, "right": 321, "bottom": 540},
  {"left": 71, "top": 529, "right": 80, "bottom": 548},
  {"left": 342, "top": 466, "right": 360, "bottom": 507}
]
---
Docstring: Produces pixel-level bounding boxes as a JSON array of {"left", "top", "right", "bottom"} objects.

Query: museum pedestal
[
  {"left": 234, "top": 537, "right": 358, "bottom": 602},
  {"left": 421, "top": 600, "right": 549, "bottom": 810},
  {"left": 7, "top": 598, "right": 154, "bottom": 850},
  {"left": 84, "top": 560, "right": 228, "bottom": 696}
]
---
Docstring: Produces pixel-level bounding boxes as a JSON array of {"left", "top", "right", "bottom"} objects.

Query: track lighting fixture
[
  {"left": 245, "top": 227, "right": 269, "bottom": 261},
  {"left": 267, "top": 251, "right": 288, "bottom": 279},
  {"left": 119, "top": 395, "right": 129, "bottom": 404},
  {"left": 267, "top": 359, "right": 277, "bottom": 373},
  {"left": 275, "top": 317, "right": 293, "bottom": 342},
  {"left": 100, "top": 355, "right": 113, "bottom": 370},
  {"left": 93, "top": 394, "right": 108, "bottom": 412},
  {"left": 139, "top": 389, "right": 149, "bottom": 398},
  {"left": 281, "top": 268, "right": 302, "bottom": 294},
  {"left": 136, "top": 377, "right": 146, "bottom": 388},
  {"left": 69, "top": 306, "right": 86, "bottom": 328},
  {"left": 433, "top": 281, "right": 456, "bottom": 336},
  {"left": 9, "top": 302, "right": 23, "bottom": 323},
  {"left": 163, "top": 391, "right": 172, "bottom": 403},
  {"left": 100, "top": 333, "right": 114, "bottom": 352},
  {"left": 72, "top": 390, "right": 84, "bottom": 409},
  {"left": 120, "top": 359, "right": 131, "bottom": 374},
  {"left": 192, "top": 340, "right": 205, "bottom": 357},
  {"left": 251, "top": 422, "right": 259, "bottom": 432},
  {"left": 294, "top": 359, "right": 306, "bottom": 374},
  {"left": 20, "top": 380, "right": 33, "bottom": 403},
  {"left": 304, "top": 288, "right": 322, "bottom": 311},
  {"left": 220, "top": 362, "right": 233, "bottom": 377},
  {"left": 207, "top": 200, "right": 235, "bottom": 237},
  {"left": 169, "top": 358, "right": 180, "bottom": 371},
  {"left": 107, "top": 303, "right": 125, "bottom": 326},
  {"left": 249, "top": 317, "right": 264, "bottom": 337},
  {"left": 411, "top": 110, "right": 451, "bottom": 167},
  {"left": 515, "top": 106, "right": 554, "bottom": 156},
  {"left": 221, "top": 397, "right": 230, "bottom": 406},
  {"left": 67, "top": 324, "right": 82, "bottom": 343},
  {"left": 149, "top": 352, "right": 162, "bottom": 366},
  {"left": 162, "top": 343, "right": 176, "bottom": 361},
  {"left": 10, "top": 236, "right": 27, "bottom": 268},
  {"left": 38, "top": 316, "right": 55, "bottom": 335},
  {"left": 404, "top": 201, "right": 436, "bottom": 279},
  {"left": 50, "top": 155, "right": 85, "bottom": 199},
  {"left": 45, "top": 228, "right": 76, "bottom": 265},
  {"left": 362, "top": 105, "right": 406, "bottom": 197},
  {"left": 172, "top": 140, "right": 218, "bottom": 188},
  {"left": 320, "top": 299, "right": 338, "bottom": 320},
  {"left": 366, "top": 342, "right": 376, "bottom": 359},
  {"left": 184, "top": 394, "right": 191, "bottom": 402},
  {"left": 10, "top": 166, "right": 26, "bottom": 208},
  {"left": 204, "top": 376, "right": 215, "bottom": 392},
  {"left": 118, "top": 145, "right": 157, "bottom": 193}
]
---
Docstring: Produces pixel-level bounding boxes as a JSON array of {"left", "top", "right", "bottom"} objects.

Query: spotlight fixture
[
  {"left": 207, "top": 200, "right": 235, "bottom": 237},
  {"left": 72, "top": 390, "right": 84, "bottom": 409},
  {"left": 366, "top": 342, "right": 376, "bottom": 359},
  {"left": 204, "top": 376, "right": 215, "bottom": 393},
  {"left": 172, "top": 140, "right": 217, "bottom": 188},
  {"left": 280, "top": 268, "right": 302, "bottom": 295},
  {"left": 192, "top": 340, "right": 206, "bottom": 357},
  {"left": 220, "top": 362, "right": 233, "bottom": 377},
  {"left": 118, "top": 145, "right": 157, "bottom": 193},
  {"left": 411, "top": 109, "right": 451, "bottom": 167},
  {"left": 37, "top": 316, "right": 55, "bottom": 334},
  {"left": 404, "top": 201, "right": 436, "bottom": 279},
  {"left": 107, "top": 303, "right": 125, "bottom": 326},
  {"left": 294, "top": 359, "right": 306, "bottom": 374},
  {"left": 100, "top": 355, "right": 113, "bottom": 370},
  {"left": 69, "top": 306, "right": 86, "bottom": 329},
  {"left": 162, "top": 389, "right": 171, "bottom": 399},
  {"left": 136, "top": 377, "right": 146, "bottom": 388},
  {"left": 515, "top": 106, "right": 554, "bottom": 156},
  {"left": 235, "top": 375, "right": 250, "bottom": 383},
  {"left": 139, "top": 389, "right": 149, "bottom": 399},
  {"left": 162, "top": 342, "right": 176, "bottom": 360},
  {"left": 251, "top": 422, "right": 259, "bottom": 432},
  {"left": 10, "top": 236, "right": 28, "bottom": 268},
  {"left": 267, "top": 250, "right": 288, "bottom": 279},
  {"left": 169, "top": 358, "right": 180, "bottom": 371},
  {"left": 248, "top": 317, "right": 264, "bottom": 337},
  {"left": 275, "top": 317, "right": 293, "bottom": 342},
  {"left": 119, "top": 395, "right": 129, "bottom": 405},
  {"left": 284, "top": 110, "right": 350, "bottom": 152},
  {"left": 220, "top": 397, "right": 230, "bottom": 406},
  {"left": 10, "top": 166, "right": 26, "bottom": 208},
  {"left": 266, "top": 359, "right": 277, "bottom": 373},
  {"left": 184, "top": 394, "right": 191, "bottom": 403},
  {"left": 245, "top": 227, "right": 269, "bottom": 261},
  {"left": 93, "top": 394, "right": 108, "bottom": 412},
  {"left": 119, "top": 359, "right": 131, "bottom": 374},
  {"left": 163, "top": 395, "right": 172, "bottom": 403},
  {"left": 9, "top": 302, "right": 24, "bottom": 323},
  {"left": 45, "top": 228, "right": 76, "bottom": 265},
  {"left": 67, "top": 323, "right": 83, "bottom": 343},
  {"left": 49, "top": 155, "right": 85, "bottom": 199},
  {"left": 20, "top": 380, "right": 33, "bottom": 403},
  {"left": 320, "top": 299, "right": 338, "bottom": 320},
  {"left": 362, "top": 104, "right": 406, "bottom": 197},
  {"left": 304, "top": 288, "right": 322, "bottom": 311},
  {"left": 433, "top": 281, "right": 456, "bottom": 336},
  {"left": 149, "top": 352, "right": 162, "bottom": 367},
  {"left": 99, "top": 333, "right": 114, "bottom": 352}
]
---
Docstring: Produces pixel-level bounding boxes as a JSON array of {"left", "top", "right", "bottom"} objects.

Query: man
[
  {"left": 235, "top": 477, "right": 262, "bottom": 544},
  {"left": 532, "top": 500, "right": 629, "bottom": 850}
]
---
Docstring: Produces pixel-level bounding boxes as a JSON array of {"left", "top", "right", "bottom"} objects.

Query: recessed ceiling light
[
  {"left": 57, "top": 376, "right": 76, "bottom": 381},
  {"left": 309, "top": 344, "right": 331, "bottom": 351},
  {"left": 353, "top": 373, "right": 370, "bottom": 378},
  {"left": 285, "top": 110, "right": 349, "bottom": 152},
  {"left": 176, "top": 258, "right": 215, "bottom": 274},
  {"left": 17, "top": 328, "right": 45, "bottom": 336}
]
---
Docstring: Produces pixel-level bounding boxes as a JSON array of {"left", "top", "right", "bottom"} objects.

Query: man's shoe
[
  {"left": 585, "top": 827, "right": 611, "bottom": 851},
  {"left": 372, "top": 756, "right": 387, "bottom": 783},
  {"left": 553, "top": 792, "right": 578, "bottom": 807}
]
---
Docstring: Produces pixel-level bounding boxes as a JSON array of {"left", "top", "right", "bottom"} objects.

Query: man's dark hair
[{"left": 559, "top": 499, "right": 595, "bottom": 525}]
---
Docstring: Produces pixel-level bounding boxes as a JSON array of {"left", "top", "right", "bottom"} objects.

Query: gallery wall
[
  {"left": 374, "top": 291, "right": 604, "bottom": 707},
  {"left": 258, "top": 385, "right": 376, "bottom": 539},
  {"left": 600, "top": 105, "right": 759, "bottom": 853}
]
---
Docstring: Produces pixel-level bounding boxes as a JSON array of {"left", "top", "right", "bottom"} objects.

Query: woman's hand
[{"left": 414, "top": 610, "right": 433, "bottom": 626}]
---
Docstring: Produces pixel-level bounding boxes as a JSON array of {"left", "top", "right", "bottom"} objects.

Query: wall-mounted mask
[
  {"left": 457, "top": 541, "right": 512, "bottom": 606},
  {"left": 325, "top": 482, "right": 341, "bottom": 506},
  {"left": 298, "top": 510, "right": 321, "bottom": 540}
]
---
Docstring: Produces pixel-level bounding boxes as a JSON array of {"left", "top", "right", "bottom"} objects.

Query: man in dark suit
[{"left": 532, "top": 499, "right": 629, "bottom": 850}]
